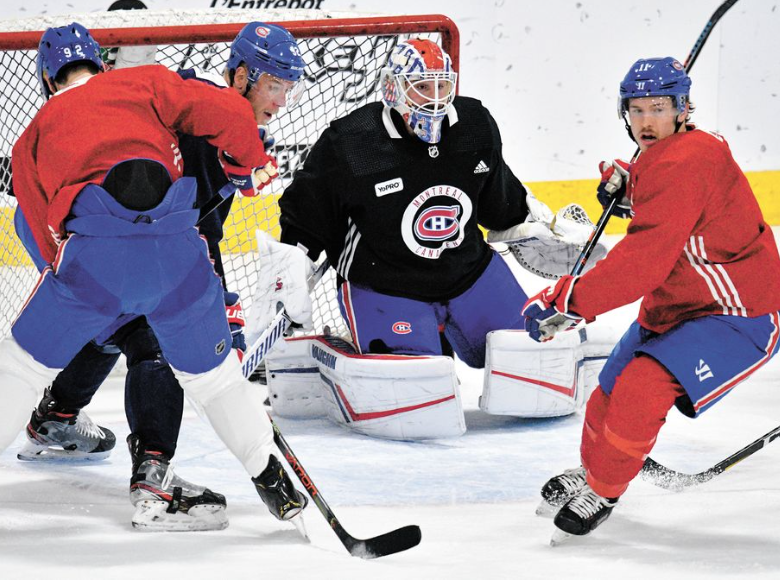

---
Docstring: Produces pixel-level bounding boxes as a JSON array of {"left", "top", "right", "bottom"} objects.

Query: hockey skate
[
  {"left": 550, "top": 483, "right": 617, "bottom": 546},
  {"left": 537, "top": 466, "right": 587, "bottom": 516},
  {"left": 128, "top": 435, "right": 228, "bottom": 532},
  {"left": 253, "top": 454, "right": 309, "bottom": 537},
  {"left": 17, "top": 387, "right": 116, "bottom": 462}
]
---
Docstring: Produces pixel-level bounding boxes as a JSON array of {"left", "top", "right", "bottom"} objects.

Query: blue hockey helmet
[
  {"left": 37, "top": 22, "right": 103, "bottom": 100},
  {"left": 618, "top": 56, "right": 691, "bottom": 116},
  {"left": 227, "top": 22, "right": 304, "bottom": 85}
]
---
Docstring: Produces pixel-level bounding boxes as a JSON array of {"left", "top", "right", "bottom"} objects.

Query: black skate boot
[
  {"left": 252, "top": 454, "right": 308, "bottom": 521},
  {"left": 128, "top": 435, "right": 228, "bottom": 532},
  {"left": 537, "top": 466, "right": 587, "bottom": 515},
  {"left": 551, "top": 483, "right": 618, "bottom": 545},
  {"left": 18, "top": 386, "right": 116, "bottom": 461}
]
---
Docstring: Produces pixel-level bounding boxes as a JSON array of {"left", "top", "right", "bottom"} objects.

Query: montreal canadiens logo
[
  {"left": 401, "top": 185, "right": 473, "bottom": 259},
  {"left": 256, "top": 26, "right": 270, "bottom": 38},
  {"left": 392, "top": 321, "right": 412, "bottom": 334},
  {"left": 415, "top": 205, "right": 460, "bottom": 240}
]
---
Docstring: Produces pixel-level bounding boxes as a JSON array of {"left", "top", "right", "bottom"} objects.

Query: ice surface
[{"left": 2, "top": 236, "right": 780, "bottom": 578}]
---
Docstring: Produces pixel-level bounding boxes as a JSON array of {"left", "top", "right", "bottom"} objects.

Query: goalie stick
[
  {"left": 641, "top": 423, "right": 780, "bottom": 490},
  {"left": 240, "top": 260, "right": 422, "bottom": 558},
  {"left": 571, "top": 0, "right": 741, "bottom": 276}
]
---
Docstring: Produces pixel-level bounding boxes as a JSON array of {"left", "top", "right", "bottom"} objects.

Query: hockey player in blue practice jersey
[{"left": 5, "top": 21, "right": 307, "bottom": 532}]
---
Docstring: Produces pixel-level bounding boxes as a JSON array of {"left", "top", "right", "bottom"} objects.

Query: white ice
[{"left": 2, "top": 236, "right": 780, "bottom": 579}]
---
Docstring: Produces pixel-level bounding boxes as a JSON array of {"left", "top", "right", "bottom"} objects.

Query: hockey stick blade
[
  {"left": 641, "top": 423, "right": 780, "bottom": 490},
  {"left": 339, "top": 524, "right": 422, "bottom": 560},
  {"left": 273, "top": 423, "right": 421, "bottom": 559}
]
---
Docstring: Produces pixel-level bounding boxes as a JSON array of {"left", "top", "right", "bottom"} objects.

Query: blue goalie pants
[{"left": 12, "top": 179, "right": 232, "bottom": 375}]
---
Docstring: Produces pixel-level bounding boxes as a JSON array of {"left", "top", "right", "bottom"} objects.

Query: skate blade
[
  {"left": 17, "top": 443, "right": 111, "bottom": 462},
  {"left": 132, "top": 500, "right": 229, "bottom": 532},
  {"left": 535, "top": 500, "right": 559, "bottom": 518},
  {"left": 290, "top": 513, "right": 309, "bottom": 541},
  {"left": 550, "top": 528, "right": 573, "bottom": 547}
]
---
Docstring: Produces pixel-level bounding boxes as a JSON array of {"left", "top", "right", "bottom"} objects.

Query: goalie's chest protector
[{"left": 329, "top": 99, "right": 513, "bottom": 301}]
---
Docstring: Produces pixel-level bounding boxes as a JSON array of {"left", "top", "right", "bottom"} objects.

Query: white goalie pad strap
[
  {"left": 284, "top": 335, "right": 465, "bottom": 440},
  {"left": 481, "top": 329, "right": 585, "bottom": 417},
  {"left": 266, "top": 337, "right": 328, "bottom": 419}
]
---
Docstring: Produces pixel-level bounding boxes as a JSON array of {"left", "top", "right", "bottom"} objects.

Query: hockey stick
[
  {"left": 238, "top": 263, "right": 422, "bottom": 558},
  {"left": 641, "top": 424, "right": 780, "bottom": 490},
  {"left": 570, "top": 0, "right": 740, "bottom": 277},
  {"left": 197, "top": 182, "right": 235, "bottom": 225},
  {"left": 273, "top": 423, "right": 422, "bottom": 559},
  {"left": 240, "top": 259, "right": 330, "bottom": 380}
]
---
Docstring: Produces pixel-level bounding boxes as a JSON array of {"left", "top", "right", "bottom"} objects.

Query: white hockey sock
[
  {"left": 0, "top": 338, "right": 61, "bottom": 452},
  {"left": 173, "top": 354, "right": 274, "bottom": 478}
]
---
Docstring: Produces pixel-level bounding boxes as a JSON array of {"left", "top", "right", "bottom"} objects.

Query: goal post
[{"left": 0, "top": 10, "right": 459, "bottom": 340}]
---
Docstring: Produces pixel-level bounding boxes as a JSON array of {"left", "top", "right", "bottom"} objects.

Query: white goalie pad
[
  {"left": 480, "top": 326, "right": 617, "bottom": 417},
  {"left": 277, "top": 336, "right": 464, "bottom": 440},
  {"left": 265, "top": 337, "right": 328, "bottom": 419}
]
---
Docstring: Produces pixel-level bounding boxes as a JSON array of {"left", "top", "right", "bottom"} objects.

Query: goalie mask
[
  {"left": 37, "top": 22, "right": 104, "bottom": 100},
  {"left": 382, "top": 39, "right": 457, "bottom": 144}
]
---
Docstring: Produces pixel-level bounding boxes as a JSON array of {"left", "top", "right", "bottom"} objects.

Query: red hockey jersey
[
  {"left": 12, "top": 64, "right": 264, "bottom": 263},
  {"left": 570, "top": 128, "right": 780, "bottom": 333}
]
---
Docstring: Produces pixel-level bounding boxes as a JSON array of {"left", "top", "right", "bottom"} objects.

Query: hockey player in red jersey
[
  {"left": 12, "top": 19, "right": 306, "bottom": 531},
  {"left": 0, "top": 22, "right": 307, "bottom": 530},
  {"left": 524, "top": 56, "right": 780, "bottom": 541}
]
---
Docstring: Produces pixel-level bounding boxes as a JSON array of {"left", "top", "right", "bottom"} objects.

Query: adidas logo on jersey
[
  {"left": 695, "top": 359, "right": 714, "bottom": 382},
  {"left": 474, "top": 160, "right": 489, "bottom": 174}
]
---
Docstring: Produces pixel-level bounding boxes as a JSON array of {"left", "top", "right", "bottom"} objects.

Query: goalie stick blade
[{"left": 342, "top": 524, "right": 422, "bottom": 560}]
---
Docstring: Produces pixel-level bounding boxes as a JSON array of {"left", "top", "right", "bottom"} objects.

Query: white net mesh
[{"left": 0, "top": 10, "right": 452, "bottom": 341}]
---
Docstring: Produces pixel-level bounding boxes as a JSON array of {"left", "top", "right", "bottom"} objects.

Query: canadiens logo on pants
[{"left": 393, "top": 321, "right": 412, "bottom": 334}]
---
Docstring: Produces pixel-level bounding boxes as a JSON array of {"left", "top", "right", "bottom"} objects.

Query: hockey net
[{"left": 0, "top": 9, "right": 459, "bottom": 342}]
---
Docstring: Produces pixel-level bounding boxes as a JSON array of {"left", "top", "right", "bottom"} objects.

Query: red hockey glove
[
  {"left": 521, "top": 275, "right": 591, "bottom": 342},
  {"left": 596, "top": 159, "right": 632, "bottom": 219},
  {"left": 220, "top": 151, "right": 278, "bottom": 197}
]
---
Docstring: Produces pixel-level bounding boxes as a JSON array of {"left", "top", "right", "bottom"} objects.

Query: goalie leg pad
[
  {"left": 481, "top": 325, "right": 621, "bottom": 417},
  {"left": 481, "top": 330, "right": 584, "bottom": 417},
  {"left": 265, "top": 337, "right": 327, "bottom": 418},
  {"left": 304, "top": 336, "right": 465, "bottom": 440}
]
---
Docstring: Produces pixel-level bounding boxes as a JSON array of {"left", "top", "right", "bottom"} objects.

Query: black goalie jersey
[{"left": 279, "top": 96, "right": 529, "bottom": 301}]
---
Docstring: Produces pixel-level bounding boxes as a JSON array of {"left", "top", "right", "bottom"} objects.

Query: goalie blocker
[{"left": 266, "top": 335, "right": 465, "bottom": 440}]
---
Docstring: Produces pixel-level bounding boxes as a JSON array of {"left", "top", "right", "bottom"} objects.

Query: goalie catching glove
[
  {"left": 487, "top": 191, "right": 607, "bottom": 279},
  {"left": 522, "top": 275, "right": 592, "bottom": 342},
  {"left": 596, "top": 159, "right": 632, "bottom": 219},
  {"left": 220, "top": 150, "right": 278, "bottom": 197},
  {"left": 246, "top": 230, "right": 314, "bottom": 334}
]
